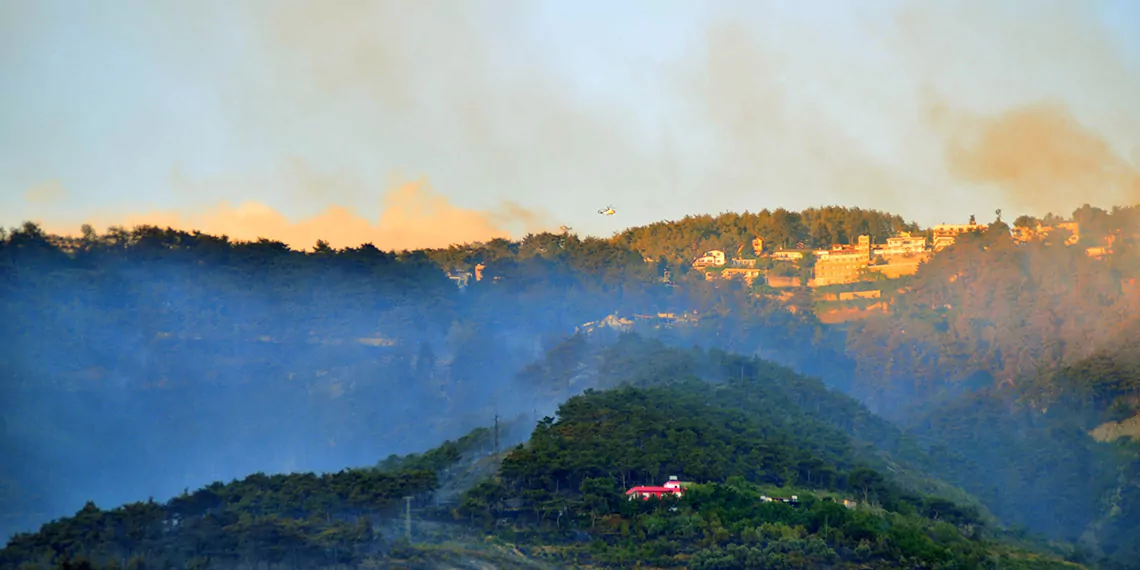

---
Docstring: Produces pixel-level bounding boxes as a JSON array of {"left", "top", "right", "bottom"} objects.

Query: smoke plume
[
  {"left": 930, "top": 102, "right": 1140, "bottom": 216},
  {"left": 5, "top": 0, "right": 1140, "bottom": 236},
  {"left": 22, "top": 180, "right": 65, "bottom": 205},
  {"left": 897, "top": 0, "right": 1140, "bottom": 218}
]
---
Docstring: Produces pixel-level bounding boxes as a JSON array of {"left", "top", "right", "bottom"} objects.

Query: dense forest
[
  {"left": 479, "top": 379, "right": 1083, "bottom": 569},
  {"left": 3, "top": 202, "right": 1140, "bottom": 567},
  {"left": 0, "top": 338, "right": 1085, "bottom": 569}
]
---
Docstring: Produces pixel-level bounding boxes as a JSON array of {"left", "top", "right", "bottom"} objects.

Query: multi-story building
[
  {"left": 813, "top": 235, "right": 872, "bottom": 286},
  {"left": 875, "top": 232, "right": 926, "bottom": 256},
  {"left": 722, "top": 267, "right": 765, "bottom": 285},
  {"left": 692, "top": 250, "right": 726, "bottom": 268},
  {"left": 814, "top": 251, "right": 870, "bottom": 286},
  {"left": 931, "top": 219, "right": 982, "bottom": 251}
]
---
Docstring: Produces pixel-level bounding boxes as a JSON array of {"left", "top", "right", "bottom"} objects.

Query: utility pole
[
  {"left": 493, "top": 413, "right": 501, "bottom": 457},
  {"left": 403, "top": 496, "right": 412, "bottom": 543}
]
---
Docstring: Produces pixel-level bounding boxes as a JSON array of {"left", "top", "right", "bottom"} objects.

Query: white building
[
  {"left": 692, "top": 250, "right": 726, "bottom": 268},
  {"left": 770, "top": 250, "right": 804, "bottom": 261},
  {"left": 876, "top": 232, "right": 927, "bottom": 256}
]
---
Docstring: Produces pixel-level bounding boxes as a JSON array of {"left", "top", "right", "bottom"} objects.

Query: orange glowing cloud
[{"left": 40, "top": 179, "right": 552, "bottom": 251}]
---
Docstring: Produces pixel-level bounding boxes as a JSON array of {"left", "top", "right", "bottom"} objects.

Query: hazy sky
[{"left": 2, "top": 0, "right": 1139, "bottom": 249}]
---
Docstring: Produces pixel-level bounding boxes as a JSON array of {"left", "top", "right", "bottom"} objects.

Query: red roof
[{"left": 626, "top": 486, "right": 674, "bottom": 494}]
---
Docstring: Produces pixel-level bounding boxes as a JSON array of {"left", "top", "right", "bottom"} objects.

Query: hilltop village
[
  {"left": 440, "top": 215, "right": 1103, "bottom": 292},
  {"left": 428, "top": 213, "right": 1119, "bottom": 330},
  {"left": 688, "top": 215, "right": 1098, "bottom": 289},
  {"left": 577, "top": 214, "right": 1113, "bottom": 328},
  {"left": 680, "top": 216, "right": 1112, "bottom": 324}
]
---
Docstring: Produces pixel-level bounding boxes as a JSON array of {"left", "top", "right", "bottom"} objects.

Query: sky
[{"left": 2, "top": 0, "right": 1139, "bottom": 250}]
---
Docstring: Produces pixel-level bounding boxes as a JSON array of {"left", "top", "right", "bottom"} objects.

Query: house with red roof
[{"left": 625, "top": 476, "right": 689, "bottom": 501}]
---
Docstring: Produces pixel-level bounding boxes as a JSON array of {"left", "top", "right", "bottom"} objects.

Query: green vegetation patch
[{"left": 452, "top": 381, "right": 1080, "bottom": 568}]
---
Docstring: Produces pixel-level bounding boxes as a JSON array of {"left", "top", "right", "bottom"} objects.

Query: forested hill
[
  {"left": 511, "top": 334, "right": 927, "bottom": 473},
  {"left": 504, "top": 335, "right": 1138, "bottom": 568},
  {"left": 612, "top": 206, "right": 920, "bottom": 267},
  {"left": 478, "top": 382, "right": 1082, "bottom": 569},
  {"left": 1, "top": 337, "right": 1085, "bottom": 570},
  {"left": 0, "top": 423, "right": 535, "bottom": 570}
]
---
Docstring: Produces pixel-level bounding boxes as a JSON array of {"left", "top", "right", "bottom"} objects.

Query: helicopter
[{"left": 598, "top": 205, "right": 616, "bottom": 216}]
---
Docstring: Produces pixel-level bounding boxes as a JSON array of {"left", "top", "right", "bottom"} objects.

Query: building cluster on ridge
[
  {"left": 690, "top": 215, "right": 1108, "bottom": 289},
  {"left": 438, "top": 214, "right": 1111, "bottom": 292}
]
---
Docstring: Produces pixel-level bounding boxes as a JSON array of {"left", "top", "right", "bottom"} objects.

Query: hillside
[
  {"left": 474, "top": 383, "right": 1083, "bottom": 569},
  {"left": 0, "top": 423, "right": 544, "bottom": 570},
  {"left": 846, "top": 212, "right": 1140, "bottom": 414},
  {"left": 0, "top": 220, "right": 846, "bottom": 543},
  {"left": 830, "top": 213, "right": 1140, "bottom": 567},
  {"left": 4, "top": 204, "right": 1140, "bottom": 567},
  {"left": 904, "top": 337, "right": 1140, "bottom": 567},
  {"left": 1, "top": 339, "right": 1084, "bottom": 569},
  {"left": 512, "top": 334, "right": 938, "bottom": 480}
]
